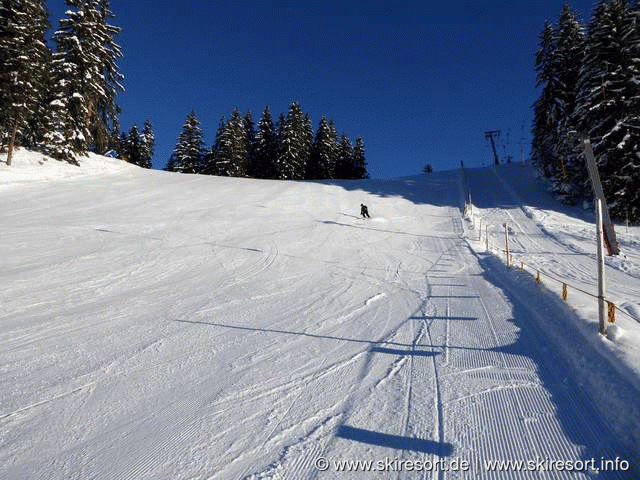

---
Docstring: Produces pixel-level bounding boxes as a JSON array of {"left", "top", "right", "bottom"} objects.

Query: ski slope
[{"left": 1, "top": 151, "right": 639, "bottom": 479}]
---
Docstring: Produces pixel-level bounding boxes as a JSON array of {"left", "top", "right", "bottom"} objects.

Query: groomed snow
[{"left": 1, "top": 150, "right": 638, "bottom": 479}]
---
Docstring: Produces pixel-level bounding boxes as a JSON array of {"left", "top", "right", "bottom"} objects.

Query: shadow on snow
[
  {"left": 317, "top": 163, "right": 598, "bottom": 227},
  {"left": 336, "top": 425, "right": 454, "bottom": 456},
  {"left": 471, "top": 252, "right": 640, "bottom": 478}
]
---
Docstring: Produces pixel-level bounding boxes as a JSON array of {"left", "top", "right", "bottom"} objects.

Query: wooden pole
[
  {"left": 485, "top": 225, "right": 488, "bottom": 251},
  {"left": 503, "top": 223, "right": 510, "bottom": 267},
  {"left": 584, "top": 140, "right": 619, "bottom": 255},
  {"left": 596, "top": 199, "right": 606, "bottom": 334}
]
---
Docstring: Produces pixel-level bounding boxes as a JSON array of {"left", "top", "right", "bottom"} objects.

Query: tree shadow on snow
[
  {"left": 410, "top": 315, "right": 477, "bottom": 321},
  {"left": 315, "top": 171, "right": 463, "bottom": 209},
  {"left": 172, "top": 318, "right": 415, "bottom": 348},
  {"left": 336, "top": 425, "right": 454, "bottom": 456},
  {"left": 316, "top": 163, "right": 598, "bottom": 226},
  {"left": 474, "top": 253, "right": 640, "bottom": 477},
  {"left": 369, "top": 346, "right": 439, "bottom": 357}
]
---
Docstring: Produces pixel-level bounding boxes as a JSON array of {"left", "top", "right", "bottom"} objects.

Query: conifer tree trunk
[{"left": 6, "top": 122, "right": 18, "bottom": 166}]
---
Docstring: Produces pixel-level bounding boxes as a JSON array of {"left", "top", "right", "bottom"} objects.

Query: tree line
[
  {"left": 0, "top": 0, "right": 152, "bottom": 168},
  {"left": 167, "top": 103, "right": 369, "bottom": 180},
  {"left": 532, "top": 1, "right": 640, "bottom": 222}
]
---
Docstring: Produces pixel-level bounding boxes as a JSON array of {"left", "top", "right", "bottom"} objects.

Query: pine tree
[
  {"left": 18, "top": 50, "right": 52, "bottom": 151},
  {"left": 352, "top": 136, "right": 368, "bottom": 179},
  {"left": 243, "top": 110, "right": 256, "bottom": 175},
  {"left": 108, "top": 117, "right": 121, "bottom": 156},
  {"left": 0, "top": 0, "right": 50, "bottom": 165},
  {"left": 118, "top": 130, "right": 127, "bottom": 160},
  {"left": 42, "top": 56, "right": 82, "bottom": 163},
  {"left": 123, "top": 124, "right": 141, "bottom": 166},
  {"left": 52, "top": 0, "right": 124, "bottom": 155},
  {"left": 253, "top": 105, "right": 277, "bottom": 178},
  {"left": 140, "top": 120, "right": 154, "bottom": 169},
  {"left": 335, "top": 134, "right": 354, "bottom": 179},
  {"left": 19, "top": 11, "right": 52, "bottom": 153},
  {"left": 575, "top": 0, "right": 640, "bottom": 219},
  {"left": 165, "top": 154, "right": 177, "bottom": 172},
  {"left": 302, "top": 113, "right": 313, "bottom": 176},
  {"left": 328, "top": 120, "right": 338, "bottom": 177},
  {"left": 202, "top": 116, "right": 226, "bottom": 175},
  {"left": 218, "top": 108, "right": 248, "bottom": 177},
  {"left": 276, "top": 102, "right": 307, "bottom": 179},
  {"left": 275, "top": 112, "right": 286, "bottom": 174},
  {"left": 551, "top": 5, "right": 586, "bottom": 202},
  {"left": 532, "top": 22, "right": 560, "bottom": 178},
  {"left": 309, "top": 117, "right": 334, "bottom": 179},
  {"left": 172, "top": 110, "right": 204, "bottom": 174},
  {"left": 614, "top": 3, "right": 640, "bottom": 221},
  {"left": 531, "top": 7, "right": 586, "bottom": 205}
]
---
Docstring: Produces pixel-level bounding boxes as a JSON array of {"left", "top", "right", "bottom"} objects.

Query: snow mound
[{"left": 0, "top": 149, "right": 138, "bottom": 189}]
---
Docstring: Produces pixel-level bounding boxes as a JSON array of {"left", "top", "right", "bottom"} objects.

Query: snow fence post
[
  {"left": 503, "top": 223, "right": 510, "bottom": 267},
  {"left": 485, "top": 225, "right": 489, "bottom": 251},
  {"left": 596, "top": 199, "right": 607, "bottom": 335}
]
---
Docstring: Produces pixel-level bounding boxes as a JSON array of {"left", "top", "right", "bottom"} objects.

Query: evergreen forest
[
  {"left": 0, "top": 1, "right": 367, "bottom": 180},
  {"left": 532, "top": 0, "right": 640, "bottom": 222},
  {"left": 0, "top": 0, "right": 155, "bottom": 168},
  {"left": 167, "top": 105, "right": 369, "bottom": 181}
]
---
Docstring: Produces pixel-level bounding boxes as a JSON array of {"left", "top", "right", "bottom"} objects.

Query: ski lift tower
[{"left": 485, "top": 130, "right": 501, "bottom": 165}]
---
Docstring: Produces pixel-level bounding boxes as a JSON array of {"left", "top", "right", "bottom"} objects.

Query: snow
[
  {"left": 0, "top": 149, "right": 136, "bottom": 188},
  {"left": 1, "top": 150, "right": 639, "bottom": 479}
]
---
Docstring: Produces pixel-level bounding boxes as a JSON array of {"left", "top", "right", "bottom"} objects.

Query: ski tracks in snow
[{"left": 278, "top": 207, "right": 638, "bottom": 479}]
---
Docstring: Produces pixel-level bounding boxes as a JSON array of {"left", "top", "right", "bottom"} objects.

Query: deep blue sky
[{"left": 47, "top": 0, "right": 597, "bottom": 178}]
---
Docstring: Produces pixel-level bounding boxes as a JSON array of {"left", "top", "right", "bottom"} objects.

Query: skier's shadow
[{"left": 338, "top": 212, "right": 361, "bottom": 220}]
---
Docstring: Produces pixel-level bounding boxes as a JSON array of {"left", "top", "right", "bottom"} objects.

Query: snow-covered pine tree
[
  {"left": 218, "top": 108, "right": 248, "bottom": 177},
  {"left": 202, "top": 116, "right": 226, "bottom": 175},
  {"left": 532, "top": 22, "right": 560, "bottom": 179},
  {"left": 352, "top": 136, "right": 368, "bottom": 179},
  {"left": 18, "top": 2, "right": 52, "bottom": 153},
  {"left": 0, "top": 0, "right": 50, "bottom": 165},
  {"left": 123, "top": 124, "right": 141, "bottom": 166},
  {"left": 614, "top": 3, "right": 640, "bottom": 221},
  {"left": 253, "top": 105, "right": 277, "bottom": 179},
  {"left": 42, "top": 51, "right": 83, "bottom": 163},
  {"left": 549, "top": 5, "right": 586, "bottom": 203},
  {"left": 118, "top": 130, "right": 127, "bottom": 159},
  {"left": 276, "top": 102, "right": 306, "bottom": 180},
  {"left": 172, "top": 110, "right": 204, "bottom": 174},
  {"left": 334, "top": 134, "right": 354, "bottom": 179},
  {"left": 139, "top": 120, "right": 154, "bottom": 169},
  {"left": 107, "top": 117, "right": 121, "bottom": 157},
  {"left": 165, "top": 154, "right": 177, "bottom": 172},
  {"left": 243, "top": 111, "right": 256, "bottom": 176},
  {"left": 328, "top": 119, "right": 338, "bottom": 177},
  {"left": 302, "top": 113, "right": 313, "bottom": 177},
  {"left": 308, "top": 117, "right": 334, "bottom": 179},
  {"left": 275, "top": 112, "right": 286, "bottom": 173},
  {"left": 574, "top": 0, "right": 640, "bottom": 220},
  {"left": 52, "top": 0, "right": 124, "bottom": 155}
]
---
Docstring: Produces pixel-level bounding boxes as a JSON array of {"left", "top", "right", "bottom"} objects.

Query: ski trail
[{"left": 434, "top": 244, "right": 638, "bottom": 479}]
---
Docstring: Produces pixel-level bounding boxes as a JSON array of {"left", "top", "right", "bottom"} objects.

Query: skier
[{"left": 360, "top": 204, "right": 370, "bottom": 218}]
